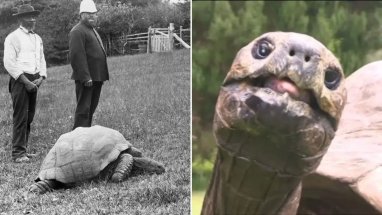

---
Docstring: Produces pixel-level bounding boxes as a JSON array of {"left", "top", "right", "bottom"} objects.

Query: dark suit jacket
[{"left": 69, "top": 22, "right": 109, "bottom": 82}]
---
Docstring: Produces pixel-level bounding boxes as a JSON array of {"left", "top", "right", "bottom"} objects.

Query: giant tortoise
[
  {"left": 28, "top": 125, "right": 165, "bottom": 194},
  {"left": 201, "top": 32, "right": 348, "bottom": 214}
]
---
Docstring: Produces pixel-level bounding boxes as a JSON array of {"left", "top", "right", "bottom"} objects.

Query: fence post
[
  {"left": 122, "top": 32, "right": 125, "bottom": 54},
  {"left": 147, "top": 26, "right": 152, "bottom": 53},
  {"left": 168, "top": 23, "right": 174, "bottom": 51}
]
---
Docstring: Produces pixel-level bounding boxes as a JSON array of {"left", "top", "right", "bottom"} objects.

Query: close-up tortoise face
[
  {"left": 203, "top": 32, "right": 348, "bottom": 214},
  {"left": 213, "top": 32, "right": 347, "bottom": 176},
  {"left": 218, "top": 31, "right": 346, "bottom": 132}
]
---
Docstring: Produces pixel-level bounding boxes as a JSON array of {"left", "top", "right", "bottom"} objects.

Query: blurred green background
[{"left": 192, "top": 1, "right": 382, "bottom": 213}]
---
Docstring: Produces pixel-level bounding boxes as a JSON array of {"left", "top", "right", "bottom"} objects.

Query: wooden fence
[{"left": 106, "top": 23, "right": 190, "bottom": 55}]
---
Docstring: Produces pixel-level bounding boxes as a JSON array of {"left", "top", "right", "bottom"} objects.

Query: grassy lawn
[
  {"left": 192, "top": 191, "right": 205, "bottom": 215},
  {"left": 0, "top": 49, "right": 190, "bottom": 214}
]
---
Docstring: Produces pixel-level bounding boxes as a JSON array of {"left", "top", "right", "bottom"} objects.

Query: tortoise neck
[{"left": 202, "top": 149, "right": 303, "bottom": 215}]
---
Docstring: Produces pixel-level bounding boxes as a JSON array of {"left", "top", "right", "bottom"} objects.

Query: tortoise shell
[
  {"left": 299, "top": 61, "right": 382, "bottom": 214},
  {"left": 37, "top": 125, "right": 131, "bottom": 183}
]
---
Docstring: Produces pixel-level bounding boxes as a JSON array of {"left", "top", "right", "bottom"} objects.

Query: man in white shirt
[{"left": 3, "top": 4, "right": 47, "bottom": 163}]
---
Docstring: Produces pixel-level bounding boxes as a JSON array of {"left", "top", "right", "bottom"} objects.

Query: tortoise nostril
[{"left": 289, "top": 49, "right": 311, "bottom": 62}]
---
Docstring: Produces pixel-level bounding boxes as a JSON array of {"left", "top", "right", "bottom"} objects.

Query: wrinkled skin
[{"left": 201, "top": 32, "right": 347, "bottom": 215}]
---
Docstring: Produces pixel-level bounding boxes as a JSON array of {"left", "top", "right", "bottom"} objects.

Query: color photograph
[{"left": 192, "top": 1, "right": 382, "bottom": 214}]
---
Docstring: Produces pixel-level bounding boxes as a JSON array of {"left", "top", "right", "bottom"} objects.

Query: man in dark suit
[{"left": 69, "top": 0, "right": 109, "bottom": 129}]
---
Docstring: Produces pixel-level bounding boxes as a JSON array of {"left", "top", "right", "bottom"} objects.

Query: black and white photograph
[{"left": 0, "top": 0, "right": 190, "bottom": 214}]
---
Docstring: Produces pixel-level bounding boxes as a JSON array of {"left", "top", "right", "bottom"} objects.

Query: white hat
[{"left": 80, "top": 0, "right": 97, "bottom": 14}]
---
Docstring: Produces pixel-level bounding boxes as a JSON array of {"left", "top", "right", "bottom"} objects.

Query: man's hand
[
  {"left": 17, "top": 74, "right": 38, "bottom": 92},
  {"left": 32, "top": 77, "right": 44, "bottom": 87},
  {"left": 84, "top": 80, "right": 93, "bottom": 87},
  {"left": 25, "top": 81, "right": 38, "bottom": 92}
]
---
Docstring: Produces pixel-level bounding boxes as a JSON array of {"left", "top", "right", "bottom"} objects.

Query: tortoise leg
[
  {"left": 126, "top": 147, "right": 143, "bottom": 157},
  {"left": 133, "top": 157, "right": 165, "bottom": 174},
  {"left": 110, "top": 153, "right": 134, "bottom": 182},
  {"left": 28, "top": 180, "right": 58, "bottom": 194}
]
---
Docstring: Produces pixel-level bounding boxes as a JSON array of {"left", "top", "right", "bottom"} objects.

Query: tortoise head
[
  {"left": 214, "top": 32, "right": 347, "bottom": 176},
  {"left": 134, "top": 157, "right": 165, "bottom": 175}
]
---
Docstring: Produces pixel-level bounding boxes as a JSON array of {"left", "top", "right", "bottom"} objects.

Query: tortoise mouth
[
  {"left": 243, "top": 74, "right": 320, "bottom": 111},
  {"left": 221, "top": 73, "right": 336, "bottom": 130}
]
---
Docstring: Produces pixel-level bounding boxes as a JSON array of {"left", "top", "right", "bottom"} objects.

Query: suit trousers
[
  {"left": 9, "top": 73, "right": 39, "bottom": 159},
  {"left": 73, "top": 81, "right": 103, "bottom": 129}
]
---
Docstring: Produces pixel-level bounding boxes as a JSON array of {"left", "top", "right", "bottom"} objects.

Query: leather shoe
[{"left": 13, "top": 156, "right": 30, "bottom": 163}]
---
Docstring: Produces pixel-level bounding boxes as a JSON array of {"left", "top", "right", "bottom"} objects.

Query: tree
[
  {"left": 264, "top": 1, "right": 309, "bottom": 33},
  {"left": 96, "top": 4, "right": 140, "bottom": 55}
]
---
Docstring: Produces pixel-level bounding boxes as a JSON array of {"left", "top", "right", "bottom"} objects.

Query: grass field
[{"left": 0, "top": 49, "right": 190, "bottom": 214}]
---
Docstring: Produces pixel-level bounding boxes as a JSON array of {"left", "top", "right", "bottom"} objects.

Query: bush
[{"left": 192, "top": 158, "right": 214, "bottom": 190}]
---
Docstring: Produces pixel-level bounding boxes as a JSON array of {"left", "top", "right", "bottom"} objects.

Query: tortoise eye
[
  {"left": 253, "top": 40, "right": 273, "bottom": 59},
  {"left": 324, "top": 68, "right": 341, "bottom": 90}
]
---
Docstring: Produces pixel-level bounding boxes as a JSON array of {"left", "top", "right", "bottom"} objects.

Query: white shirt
[{"left": 3, "top": 26, "right": 47, "bottom": 80}]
